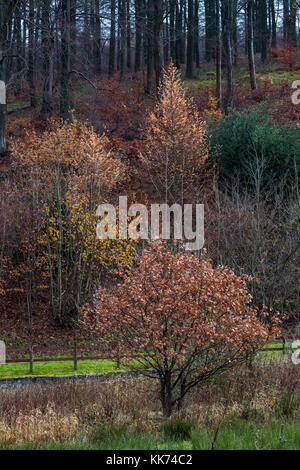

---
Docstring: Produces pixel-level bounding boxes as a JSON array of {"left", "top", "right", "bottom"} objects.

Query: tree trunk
[
  {"left": 153, "top": 0, "right": 163, "bottom": 90},
  {"left": 127, "top": 0, "right": 131, "bottom": 69},
  {"left": 282, "top": 335, "right": 286, "bottom": 356},
  {"left": 160, "top": 374, "right": 174, "bottom": 416},
  {"left": 254, "top": 1, "right": 259, "bottom": 53},
  {"left": 223, "top": 0, "right": 233, "bottom": 114},
  {"left": 135, "top": 0, "right": 142, "bottom": 72},
  {"left": 28, "top": 0, "right": 37, "bottom": 107},
  {"left": 70, "top": 0, "right": 77, "bottom": 58},
  {"left": 145, "top": 0, "right": 154, "bottom": 94},
  {"left": 215, "top": 0, "right": 222, "bottom": 107},
  {"left": 288, "top": 0, "right": 297, "bottom": 46},
  {"left": 194, "top": 0, "right": 199, "bottom": 68},
  {"left": 83, "top": 1, "right": 90, "bottom": 72},
  {"left": 244, "top": 7, "right": 248, "bottom": 54},
  {"left": 270, "top": 0, "right": 276, "bottom": 48},
  {"left": 175, "top": 0, "right": 184, "bottom": 66},
  {"left": 247, "top": 0, "right": 257, "bottom": 90},
  {"left": 109, "top": 0, "right": 116, "bottom": 77},
  {"left": 60, "top": 0, "right": 72, "bottom": 121},
  {"left": 0, "top": 0, "right": 20, "bottom": 154},
  {"left": 204, "top": 0, "right": 210, "bottom": 62},
  {"left": 232, "top": 0, "right": 238, "bottom": 66},
  {"left": 163, "top": 17, "right": 169, "bottom": 64},
  {"left": 41, "top": 0, "right": 54, "bottom": 116},
  {"left": 13, "top": 1, "right": 22, "bottom": 94},
  {"left": 283, "top": 0, "right": 289, "bottom": 43},
  {"left": 170, "top": 0, "right": 176, "bottom": 61},
  {"left": 186, "top": 0, "right": 194, "bottom": 78},
  {"left": 259, "top": 0, "right": 267, "bottom": 62},
  {"left": 94, "top": 0, "right": 102, "bottom": 74},
  {"left": 119, "top": 0, "right": 126, "bottom": 80}
]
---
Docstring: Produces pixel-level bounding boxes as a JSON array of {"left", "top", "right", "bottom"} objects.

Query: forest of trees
[
  {"left": 0, "top": 0, "right": 299, "bottom": 153},
  {"left": 1, "top": 0, "right": 300, "bottom": 336},
  {"left": 1, "top": 1, "right": 300, "bottom": 450}
]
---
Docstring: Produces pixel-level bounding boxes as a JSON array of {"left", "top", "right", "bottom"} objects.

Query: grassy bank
[
  {"left": 0, "top": 359, "right": 123, "bottom": 378},
  {"left": 1, "top": 342, "right": 287, "bottom": 379}
]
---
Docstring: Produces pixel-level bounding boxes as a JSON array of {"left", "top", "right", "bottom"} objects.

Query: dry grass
[
  {"left": 0, "top": 404, "right": 79, "bottom": 444},
  {"left": 0, "top": 358, "right": 299, "bottom": 445}
]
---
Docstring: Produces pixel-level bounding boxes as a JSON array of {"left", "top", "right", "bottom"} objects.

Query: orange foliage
[
  {"left": 141, "top": 63, "right": 210, "bottom": 203},
  {"left": 269, "top": 44, "right": 299, "bottom": 71},
  {"left": 11, "top": 120, "right": 126, "bottom": 193},
  {"left": 82, "top": 240, "right": 280, "bottom": 415}
]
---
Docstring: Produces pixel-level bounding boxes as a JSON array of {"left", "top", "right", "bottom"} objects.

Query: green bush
[{"left": 209, "top": 109, "right": 300, "bottom": 189}]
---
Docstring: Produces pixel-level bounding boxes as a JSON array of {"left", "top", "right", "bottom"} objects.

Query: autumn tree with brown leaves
[
  {"left": 82, "top": 240, "right": 280, "bottom": 416},
  {"left": 141, "top": 64, "right": 210, "bottom": 205}
]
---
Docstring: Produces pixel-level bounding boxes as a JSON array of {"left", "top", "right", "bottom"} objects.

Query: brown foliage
[
  {"left": 82, "top": 239, "right": 280, "bottom": 415},
  {"left": 268, "top": 44, "right": 300, "bottom": 71},
  {"left": 11, "top": 120, "right": 126, "bottom": 193},
  {"left": 140, "top": 64, "right": 212, "bottom": 204}
]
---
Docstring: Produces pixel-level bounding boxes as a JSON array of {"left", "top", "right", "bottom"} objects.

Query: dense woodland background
[
  {"left": 1, "top": 0, "right": 300, "bottom": 354},
  {"left": 0, "top": 0, "right": 299, "bottom": 136}
]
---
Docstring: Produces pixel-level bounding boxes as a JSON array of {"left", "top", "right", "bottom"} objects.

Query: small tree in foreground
[{"left": 82, "top": 240, "right": 280, "bottom": 416}]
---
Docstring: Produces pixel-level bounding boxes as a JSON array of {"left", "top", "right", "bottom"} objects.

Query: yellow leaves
[
  {"left": 6, "top": 288, "right": 25, "bottom": 293},
  {"left": 203, "top": 92, "right": 223, "bottom": 120},
  {"left": 42, "top": 191, "right": 136, "bottom": 276},
  {"left": 48, "top": 227, "right": 59, "bottom": 240}
]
